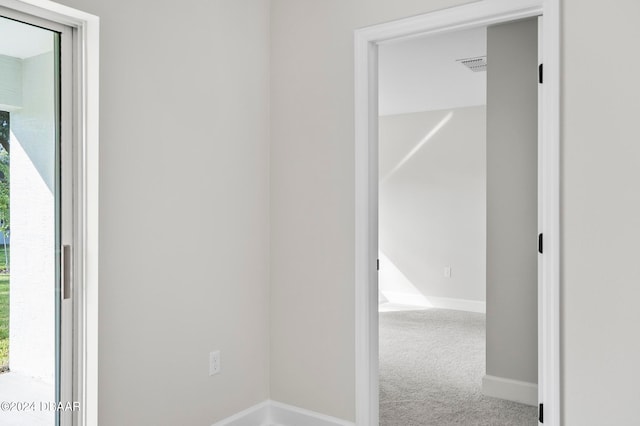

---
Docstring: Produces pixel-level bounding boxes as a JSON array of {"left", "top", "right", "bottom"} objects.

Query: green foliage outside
[
  {"left": 0, "top": 110, "right": 9, "bottom": 272},
  {"left": 0, "top": 110, "right": 9, "bottom": 370},
  {"left": 0, "top": 272, "right": 8, "bottom": 370},
  {"left": 0, "top": 139, "right": 8, "bottom": 253},
  {"left": 0, "top": 111, "right": 8, "bottom": 152}
]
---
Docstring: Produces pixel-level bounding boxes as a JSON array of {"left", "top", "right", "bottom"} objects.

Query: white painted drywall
[
  {"left": 272, "top": 0, "right": 640, "bottom": 422},
  {"left": 4, "top": 1, "right": 634, "bottom": 425},
  {"left": 52, "top": 0, "right": 272, "bottom": 424},
  {"left": 485, "top": 18, "right": 538, "bottom": 387},
  {"left": 0, "top": 55, "right": 22, "bottom": 110},
  {"left": 9, "top": 51, "right": 56, "bottom": 384},
  {"left": 0, "top": 16, "right": 53, "bottom": 59},
  {"left": 378, "top": 107, "right": 486, "bottom": 306},
  {"left": 378, "top": 27, "right": 486, "bottom": 116},
  {"left": 562, "top": 1, "right": 640, "bottom": 425},
  {"left": 270, "top": 0, "right": 479, "bottom": 421}
]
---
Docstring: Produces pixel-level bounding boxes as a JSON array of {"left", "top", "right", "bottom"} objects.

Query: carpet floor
[{"left": 379, "top": 309, "right": 538, "bottom": 426}]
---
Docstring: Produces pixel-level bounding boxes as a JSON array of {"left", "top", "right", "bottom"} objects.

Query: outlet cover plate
[{"left": 209, "top": 350, "right": 221, "bottom": 376}]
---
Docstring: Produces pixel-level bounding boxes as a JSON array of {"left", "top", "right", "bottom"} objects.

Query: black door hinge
[
  {"left": 538, "top": 233, "right": 543, "bottom": 254},
  {"left": 377, "top": 259, "right": 380, "bottom": 271},
  {"left": 539, "top": 403, "right": 544, "bottom": 423},
  {"left": 539, "top": 63, "right": 544, "bottom": 84}
]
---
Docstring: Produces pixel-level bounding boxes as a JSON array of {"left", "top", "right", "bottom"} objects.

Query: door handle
[{"left": 62, "top": 245, "right": 72, "bottom": 299}]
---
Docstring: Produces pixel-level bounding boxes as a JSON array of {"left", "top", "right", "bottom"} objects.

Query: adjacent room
[{"left": 378, "top": 20, "right": 539, "bottom": 425}]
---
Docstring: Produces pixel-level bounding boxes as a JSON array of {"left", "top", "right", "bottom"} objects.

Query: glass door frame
[
  {"left": 0, "top": 2, "right": 99, "bottom": 426},
  {"left": 0, "top": 7, "right": 73, "bottom": 425}
]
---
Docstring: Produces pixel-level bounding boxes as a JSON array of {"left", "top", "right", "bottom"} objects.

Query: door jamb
[
  {"left": 0, "top": 1, "right": 99, "bottom": 425},
  {"left": 354, "top": 0, "right": 560, "bottom": 425}
]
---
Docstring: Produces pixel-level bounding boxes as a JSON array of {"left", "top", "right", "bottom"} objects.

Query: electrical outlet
[
  {"left": 444, "top": 266, "right": 452, "bottom": 278},
  {"left": 209, "top": 350, "right": 221, "bottom": 376}
]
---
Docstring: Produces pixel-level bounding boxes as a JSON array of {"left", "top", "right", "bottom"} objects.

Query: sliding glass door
[{"left": 0, "top": 10, "right": 73, "bottom": 426}]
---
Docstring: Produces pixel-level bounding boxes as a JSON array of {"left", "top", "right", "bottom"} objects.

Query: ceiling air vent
[{"left": 457, "top": 56, "right": 487, "bottom": 72}]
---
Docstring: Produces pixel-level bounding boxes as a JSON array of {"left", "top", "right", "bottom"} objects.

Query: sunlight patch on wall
[{"left": 380, "top": 111, "right": 453, "bottom": 184}]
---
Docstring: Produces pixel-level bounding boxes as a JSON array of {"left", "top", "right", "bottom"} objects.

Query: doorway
[
  {"left": 377, "top": 18, "right": 538, "bottom": 425},
  {"left": 354, "top": 1, "right": 560, "bottom": 425}
]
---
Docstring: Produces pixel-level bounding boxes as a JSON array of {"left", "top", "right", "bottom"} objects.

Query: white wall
[
  {"left": 379, "top": 107, "right": 486, "bottom": 307},
  {"left": 54, "top": 0, "right": 271, "bottom": 424},
  {"left": 0, "top": 55, "right": 21, "bottom": 110},
  {"left": 562, "top": 1, "right": 640, "bottom": 425},
  {"left": 485, "top": 18, "right": 538, "bottom": 388},
  {"left": 272, "top": 1, "right": 640, "bottom": 424},
  {"left": 8, "top": 1, "right": 636, "bottom": 425},
  {"left": 378, "top": 27, "right": 486, "bottom": 115},
  {"left": 270, "top": 0, "right": 478, "bottom": 421},
  {"left": 7, "top": 51, "right": 56, "bottom": 383}
]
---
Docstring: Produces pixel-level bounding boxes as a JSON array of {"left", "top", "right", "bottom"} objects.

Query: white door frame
[
  {"left": 0, "top": 1, "right": 99, "bottom": 425},
  {"left": 354, "top": 0, "right": 560, "bottom": 425}
]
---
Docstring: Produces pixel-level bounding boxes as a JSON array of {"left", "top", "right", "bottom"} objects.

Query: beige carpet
[{"left": 379, "top": 309, "right": 538, "bottom": 426}]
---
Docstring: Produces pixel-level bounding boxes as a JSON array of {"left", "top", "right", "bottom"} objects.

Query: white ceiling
[
  {"left": 379, "top": 26, "right": 487, "bottom": 116},
  {"left": 0, "top": 16, "right": 54, "bottom": 59}
]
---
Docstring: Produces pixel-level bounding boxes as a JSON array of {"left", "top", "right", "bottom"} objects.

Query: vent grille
[{"left": 458, "top": 56, "right": 487, "bottom": 72}]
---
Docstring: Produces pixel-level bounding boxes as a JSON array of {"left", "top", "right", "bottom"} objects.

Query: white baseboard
[
  {"left": 380, "top": 291, "right": 431, "bottom": 307},
  {"left": 482, "top": 374, "right": 538, "bottom": 406},
  {"left": 270, "top": 401, "right": 354, "bottom": 426},
  {"left": 212, "top": 400, "right": 355, "bottom": 426},
  {"left": 381, "top": 291, "right": 486, "bottom": 313},
  {"left": 211, "top": 401, "right": 270, "bottom": 426},
  {"left": 428, "top": 296, "right": 486, "bottom": 314}
]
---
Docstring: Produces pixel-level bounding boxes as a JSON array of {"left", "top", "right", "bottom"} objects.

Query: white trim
[
  {"left": 270, "top": 401, "right": 356, "bottom": 426},
  {"left": 211, "top": 401, "right": 355, "bottom": 426},
  {"left": 354, "top": 27, "right": 379, "bottom": 426},
  {"left": 211, "top": 401, "right": 271, "bottom": 426},
  {"left": 378, "top": 292, "right": 430, "bottom": 308},
  {"left": 482, "top": 375, "right": 538, "bottom": 407},
  {"left": 380, "top": 292, "right": 486, "bottom": 314},
  {"left": 0, "top": 2, "right": 99, "bottom": 426},
  {"left": 355, "top": 1, "right": 560, "bottom": 425},
  {"left": 427, "top": 296, "right": 486, "bottom": 314},
  {"left": 60, "top": 19, "right": 75, "bottom": 426},
  {"left": 356, "top": 0, "right": 543, "bottom": 45},
  {"left": 539, "top": 1, "right": 561, "bottom": 425},
  {"left": 537, "top": 12, "right": 545, "bottom": 423}
]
